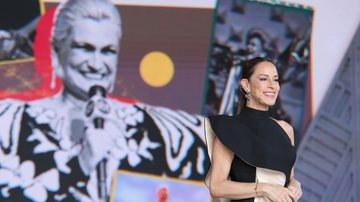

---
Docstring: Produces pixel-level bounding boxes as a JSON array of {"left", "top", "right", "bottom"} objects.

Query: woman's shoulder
[
  {"left": 205, "top": 114, "right": 250, "bottom": 137},
  {"left": 205, "top": 114, "right": 240, "bottom": 127},
  {"left": 205, "top": 114, "right": 237, "bottom": 121}
]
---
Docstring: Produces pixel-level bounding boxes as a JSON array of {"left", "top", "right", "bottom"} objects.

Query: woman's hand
[
  {"left": 287, "top": 179, "right": 302, "bottom": 202},
  {"left": 78, "top": 121, "right": 116, "bottom": 175},
  {"left": 259, "top": 183, "right": 295, "bottom": 202}
]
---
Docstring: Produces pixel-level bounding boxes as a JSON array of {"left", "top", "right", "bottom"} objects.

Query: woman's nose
[
  {"left": 88, "top": 51, "right": 104, "bottom": 71},
  {"left": 268, "top": 80, "right": 274, "bottom": 88}
]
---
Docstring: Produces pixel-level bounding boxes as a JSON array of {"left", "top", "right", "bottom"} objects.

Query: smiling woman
[
  {"left": 52, "top": 1, "right": 122, "bottom": 100},
  {"left": 204, "top": 57, "right": 302, "bottom": 202},
  {"left": 53, "top": 18, "right": 120, "bottom": 100},
  {"left": 0, "top": 1, "right": 210, "bottom": 201},
  {"left": 239, "top": 58, "right": 280, "bottom": 111}
]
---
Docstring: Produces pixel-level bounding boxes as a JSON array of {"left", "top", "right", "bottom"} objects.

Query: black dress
[{"left": 204, "top": 107, "right": 296, "bottom": 202}]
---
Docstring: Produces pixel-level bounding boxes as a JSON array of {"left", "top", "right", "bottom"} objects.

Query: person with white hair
[{"left": 0, "top": 0, "right": 207, "bottom": 201}]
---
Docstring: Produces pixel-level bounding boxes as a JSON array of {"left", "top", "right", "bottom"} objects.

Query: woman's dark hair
[
  {"left": 246, "top": 32, "right": 266, "bottom": 47},
  {"left": 237, "top": 57, "right": 275, "bottom": 115},
  {"left": 246, "top": 28, "right": 268, "bottom": 48}
]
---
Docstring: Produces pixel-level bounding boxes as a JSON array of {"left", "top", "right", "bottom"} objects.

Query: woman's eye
[{"left": 259, "top": 78, "right": 267, "bottom": 81}]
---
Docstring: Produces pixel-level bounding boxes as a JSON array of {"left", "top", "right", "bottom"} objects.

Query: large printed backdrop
[
  {"left": 0, "top": 1, "right": 212, "bottom": 201},
  {"left": 0, "top": 0, "right": 313, "bottom": 201},
  {"left": 0, "top": 2, "right": 213, "bottom": 114}
]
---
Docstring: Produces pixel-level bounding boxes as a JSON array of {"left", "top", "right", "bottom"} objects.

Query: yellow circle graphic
[{"left": 140, "top": 51, "right": 175, "bottom": 87}]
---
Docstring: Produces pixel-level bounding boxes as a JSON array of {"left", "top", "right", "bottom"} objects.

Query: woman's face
[
  {"left": 247, "top": 37, "right": 264, "bottom": 56},
  {"left": 55, "top": 18, "right": 120, "bottom": 100},
  {"left": 241, "top": 61, "right": 280, "bottom": 110}
]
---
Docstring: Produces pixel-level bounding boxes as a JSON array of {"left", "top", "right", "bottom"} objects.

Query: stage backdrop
[
  {"left": 0, "top": 0, "right": 212, "bottom": 201},
  {"left": 0, "top": 0, "right": 312, "bottom": 201}
]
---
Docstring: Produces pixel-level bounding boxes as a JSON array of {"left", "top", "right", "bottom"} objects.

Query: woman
[{"left": 204, "top": 57, "right": 302, "bottom": 202}]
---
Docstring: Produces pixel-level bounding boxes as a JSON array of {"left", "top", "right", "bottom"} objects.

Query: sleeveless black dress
[{"left": 205, "top": 107, "right": 296, "bottom": 202}]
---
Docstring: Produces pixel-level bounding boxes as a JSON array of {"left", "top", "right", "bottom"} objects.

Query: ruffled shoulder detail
[
  {"left": 205, "top": 115, "right": 261, "bottom": 167},
  {"left": 204, "top": 115, "right": 295, "bottom": 183}
]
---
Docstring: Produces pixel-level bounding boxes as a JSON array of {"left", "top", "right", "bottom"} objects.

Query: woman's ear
[
  {"left": 240, "top": 79, "right": 250, "bottom": 92},
  {"left": 51, "top": 45, "right": 64, "bottom": 78}
]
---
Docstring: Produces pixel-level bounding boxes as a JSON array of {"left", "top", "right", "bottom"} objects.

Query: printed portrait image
[
  {"left": 202, "top": 0, "right": 314, "bottom": 142},
  {"left": 0, "top": 0, "right": 213, "bottom": 201}
]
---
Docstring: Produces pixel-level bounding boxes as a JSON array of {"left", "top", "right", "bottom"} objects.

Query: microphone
[
  {"left": 85, "top": 85, "right": 110, "bottom": 201},
  {"left": 85, "top": 85, "right": 110, "bottom": 128}
]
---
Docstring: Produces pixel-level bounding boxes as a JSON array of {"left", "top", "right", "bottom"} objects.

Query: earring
[{"left": 245, "top": 91, "right": 250, "bottom": 100}]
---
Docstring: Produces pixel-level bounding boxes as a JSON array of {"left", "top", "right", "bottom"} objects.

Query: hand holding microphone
[{"left": 80, "top": 85, "right": 111, "bottom": 201}]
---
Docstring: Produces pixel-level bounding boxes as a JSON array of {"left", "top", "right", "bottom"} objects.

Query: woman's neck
[
  {"left": 60, "top": 91, "right": 86, "bottom": 109},
  {"left": 246, "top": 102, "right": 269, "bottom": 111}
]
